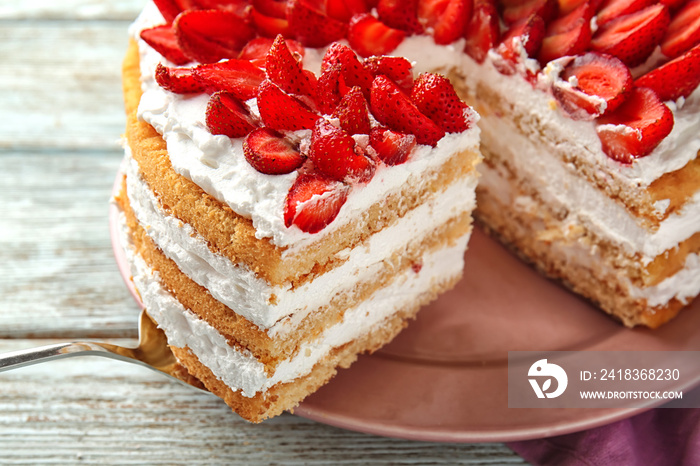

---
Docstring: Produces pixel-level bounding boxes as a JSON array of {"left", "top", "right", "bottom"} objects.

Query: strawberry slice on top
[
  {"left": 463, "top": 0, "right": 500, "bottom": 64},
  {"left": 333, "top": 86, "right": 373, "bottom": 135},
  {"left": 635, "top": 43, "right": 700, "bottom": 102},
  {"left": 194, "top": 59, "right": 266, "bottom": 100},
  {"left": 347, "top": 13, "right": 407, "bottom": 58},
  {"left": 660, "top": 0, "right": 700, "bottom": 59},
  {"left": 286, "top": 0, "right": 348, "bottom": 48},
  {"left": 411, "top": 73, "right": 473, "bottom": 133},
  {"left": 377, "top": 0, "right": 423, "bottom": 34},
  {"left": 265, "top": 35, "right": 318, "bottom": 98},
  {"left": 243, "top": 127, "right": 306, "bottom": 175},
  {"left": 595, "top": 0, "right": 656, "bottom": 27},
  {"left": 205, "top": 91, "right": 259, "bottom": 138},
  {"left": 500, "top": 0, "right": 559, "bottom": 25},
  {"left": 363, "top": 56, "right": 414, "bottom": 92},
  {"left": 537, "top": 2, "right": 592, "bottom": 64},
  {"left": 284, "top": 173, "right": 350, "bottom": 233},
  {"left": 141, "top": 25, "right": 191, "bottom": 65},
  {"left": 596, "top": 86, "right": 674, "bottom": 163},
  {"left": 257, "top": 80, "right": 321, "bottom": 131},
  {"left": 552, "top": 52, "right": 633, "bottom": 120},
  {"left": 309, "top": 119, "right": 375, "bottom": 181},
  {"left": 369, "top": 127, "right": 417, "bottom": 166},
  {"left": 417, "top": 0, "right": 473, "bottom": 45},
  {"left": 155, "top": 63, "right": 206, "bottom": 94},
  {"left": 494, "top": 13, "right": 546, "bottom": 75},
  {"left": 175, "top": 9, "right": 256, "bottom": 63}
]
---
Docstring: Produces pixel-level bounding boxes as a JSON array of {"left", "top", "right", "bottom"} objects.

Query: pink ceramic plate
[{"left": 109, "top": 180, "right": 700, "bottom": 442}]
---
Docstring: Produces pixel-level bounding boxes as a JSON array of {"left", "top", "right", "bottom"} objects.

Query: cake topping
[
  {"left": 283, "top": 173, "right": 351, "bottom": 233},
  {"left": 257, "top": 79, "right": 321, "bottom": 130},
  {"left": 333, "top": 86, "right": 372, "bottom": 135},
  {"left": 635, "top": 43, "right": 700, "bottom": 102},
  {"left": 287, "top": 0, "right": 348, "bottom": 47},
  {"left": 175, "top": 9, "right": 256, "bottom": 63},
  {"left": 155, "top": 63, "right": 205, "bottom": 93},
  {"left": 463, "top": 0, "right": 500, "bottom": 63},
  {"left": 501, "top": 0, "right": 558, "bottom": 25},
  {"left": 140, "top": 24, "right": 191, "bottom": 65},
  {"left": 205, "top": 90, "right": 259, "bottom": 137},
  {"left": 309, "top": 118, "right": 375, "bottom": 181},
  {"left": 659, "top": 0, "right": 700, "bottom": 58},
  {"left": 347, "top": 13, "right": 407, "bottom": 57},
  {"left": 411, "top": 73, "right": 473, "bottom": 133},
  {"left": 369, "top": 127, "right": 417, "bottom": 166},
  {"left": 417, "top": 0, "right": 472, "bottom": 45},
  {"left": 538, "top": 1, "right": 592, "bottom": 64},
  {"left": 243, "top": 127, "right": 306, "bottom": 174}
]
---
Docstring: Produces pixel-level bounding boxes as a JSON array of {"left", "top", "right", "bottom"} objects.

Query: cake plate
[{"left": 110, "top": 186, "right": 700, "bottom": 443}]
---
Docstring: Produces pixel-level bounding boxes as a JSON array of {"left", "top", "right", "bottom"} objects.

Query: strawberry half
[
  {"left": 265, "top": 35, "right": 317, "bottom": 98},
  {"left": 334, "top": 86, "right": 373, "bottom": 135},
  {"left": 552, "top": 52, "right": 633, "bottom": 120},
  {"left": 501, "top": 0, "right": 559, "bottom": 25},
  {"left": 538, "top": 2, "right": 592, "bottom": 64},
  {"left": 326, "top": 0, "right": 372, "bottom": 22},
  {"left": 494, "top": 14, "right": 546, "bottom": 75},
  {"left": 194, "top": 60, "right": 266, "bottom": 100},
  {"left": 252, "top": 0, "right": 288, "bottom": 18},
  {"left": 239, "top": 37, "right": 305, "bottom": 66},
  {"left": 287, "top": 0, "right": 348, "bottom": 48},
  {"left": 309, "top": 119, "right": 375, "bottom": 182},
  {"left": 251, "top": 8, "right": 293, "bottom": 38},
  {"left": 175, "top": 9, "right": 256, "bottom": 63},
  {"left": 463, "top": 0, "right": 500, "bottom": 64},
  {"left": 660, "top": 0, "right": 700, "bottom": 59},
  {"left": 590, "top": 4, "right": 670, "bottom": 67},
  {"left": 369, "top": 127, "right": 417, "bottom": 165},
  {"left": 257, "top": 80, "right": 321, "bottom": 130},
  {"left": 377, "top": 0, "right": 423, "bottom": 33},
  {"left": 370, "top": 75, "right": 446, "bottom": 146},
  {"left": 318, "top": 42, "right": 375, "bottom": 107},
  {"left": 153, "top": 0, "right": 183, "bottom": 24},
  {"left": 243, "top": 127, "right": 305, "bottom": 174},
  {"left": 347, "top": 13, "right": 407, "bottom": 58},
  {"left": 418, "top": 0, "right": 473, "bottom": 45},
  {"left": 411, "top": 73, "right": 472, "bottom": 133},
  {"left": 205, "top": 91, "right": 259, "bottom": 137},
  {"left": 363, "top": 56, "right": 414, "bottom": 92},
  {"left": 595, "top": 0, "right": 656, "bottom": 27},
  {"left": 284, "top": 173, "right": 350, "bottom": 233},
  {"left": 155, "top": 63, "right": 206, "bottom": 93},
  {"left": 596, "top": 86, "right": 674, "bottom": 163},
  {"left": 635, "top": 43, "right": 700, "bottom": 102},
  {"left": 140, "top": 25, "right": 191, "bottom": 65}
]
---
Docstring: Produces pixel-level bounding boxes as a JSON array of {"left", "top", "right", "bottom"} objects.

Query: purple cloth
[{"left": 508, "top": 408, "right": 700, "bottom": 465}]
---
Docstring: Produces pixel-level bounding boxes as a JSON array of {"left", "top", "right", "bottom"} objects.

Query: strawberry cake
[{"left": 117, "top": 1, "right": 481, "bottom": 421}]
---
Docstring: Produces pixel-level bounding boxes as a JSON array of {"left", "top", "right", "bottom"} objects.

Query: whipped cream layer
[
  {"left": 124, "top": 147, "right": 477, "bottom": 332},
  {"left": 131, "top": 3, "right": 480, "bottom": 250},
  {"left": 120, "top": 206, "right": 470, "bottom": 397},
  {"left": 392, "top": 35, "right": 700, "bottom": 192}
]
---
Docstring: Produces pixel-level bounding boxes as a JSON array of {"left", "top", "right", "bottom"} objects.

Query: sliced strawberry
[
  {"left": 660, "top": 0, "right": 700, "bottom": 59},
  {"left": 463, "top": 0, "right": 500, "bottom": 64},
  {"left": 635, "top": 44, "right": 700, "bottom": 102},
  {"left": 317, "top": 65, "right": 351, "bottom": 113},
  {"left": 309, "top": 119, "right": 375, "bottom": 181},
  {"left": 175, "top": 9, "right": 256, "bottom": 63},
  {"left": 418, "top": 0, "right": 472, "bottom": 45},
  {"left": 287, "top": 0, "right": 348, "bottom": 48},
  {"left": 319, "top": 42, "right": 375, "bottom": 101},
  {"left": 411, "top": 73, "right": 472, "bottom": 133},
  {"left": 205, "top": 91, "right": 259, "bottom": 137},
  {"left": 590, "top": 4, "right": 670, "bottom": 67},
  {"left": 265, "top": 35, "right": 317, "bottom": 98},
  {"left": 243, "top": 127, "right": 305, "bottom": 174},
  {"left": 347, "top": 13, "right": 407, "bottom": 58},
  {"left": 326, "top": 0, "right": 371, "bottom": 22},
  {"left": 494, "top": 14, "right": 546, "bottom": 75},
  {"left": 538, "top": 2, "right": 592, "bottom": 64},
  {"left": 595, "top": 0, "right": 655, "bottom": 27},
  {"left": 659, "top": 0, "right": 687, "bottom": 10},
  {"left": 284, "top": 173, "right": 350, "bottom": 233},
  {"left": 140, "top": 25, "right": 191, "bottom": 65},
  {"left": 553, "top": 52, "right": 633, "bottom": 120},
  {"left": 153, "top": 0, "right": 184, "bottom": 24},
  {"left": 370, "top": 75, "right": 445, "bottom": 146},
  {"left": 369, "top": 127, "right": 417, "bottom": 165},
  {"left": 596, "top": 86, "right": 673, "bottom": 163},
  {"left": 363, "top": 56, "right": 414, "bottom": 92},
  {"left": 252, "top": 0, "right": 288, "bottom": 18},
  {"left": 194, "top": 60, "right": 266, "bottom": 99},
  {"left": 257, "top": 80, "right": 321, "bottom": 130},
  {"left": 334, "top": 87, "right": 372, "bottom": 135},
  {"left": 190, "top": 0, "right": 250, "bottom": 13},
  {"left": 155, "top": 63, "right": 206, "bottom": 93},
  {"left": 501, "top": 0, "right": 559, "bottom": 25},
  {"left": 239, "top": 37, "right": 305, "bottom": 65},
  {"left": 251, "top": 8, "right": 293, "bottom": 38},
  {"left": 377, "top": 0, "right": 423, "bottom": 33},
  {"left": 558, "top": 0, "right": 602, "bottom": 16}
]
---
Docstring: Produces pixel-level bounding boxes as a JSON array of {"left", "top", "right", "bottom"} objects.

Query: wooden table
[{"left": 0, "top": 1, "right": 526, "bottom": 463}]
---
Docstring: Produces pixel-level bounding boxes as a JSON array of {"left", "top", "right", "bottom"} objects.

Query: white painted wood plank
[
  {"left": 0, "top": 339, "right": 525, "bottom": 465},
  {"left": 0, "top": 0, "right": 142, "bottom": 20}
]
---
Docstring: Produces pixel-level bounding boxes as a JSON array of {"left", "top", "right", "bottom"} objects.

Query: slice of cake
[{"left": 117, "top": 1, "right": 481, "bottom": 422}]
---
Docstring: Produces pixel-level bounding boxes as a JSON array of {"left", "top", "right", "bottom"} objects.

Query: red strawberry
[
  {"left": 239, "top": 37, "right": 305, "bottom": 66},
  {"left": 463, "top": 0, "right": 500, "bottom": 64},
  {"left": 251, "top": 8, "right": 293, "bottom": 38},
  {"left": 596, "top": 86, "right": 673, "bottom": 163},
  {"left": 590, "top": 4, "right": 670, "bottom": 67},
  {"left": 501, "top": 0, "right": 559, "bottom": 25},
  {"left": 257, "top": 80, "right": 321, "bottom": 130},
  {"left": 558, "top": 0, "right": 603, "bottom": 15},
  {"left": 287, "top": 0, "right": 348, "bottom": 47},
  {"left": 660, "top": 0, "right": 700, "bottom": 59},
  {"left": 369, "top": 127, "right": 417, "bottom": 165},
  {"left": 318, "top": 42, "right": 374, "bottom": 107},
  {"left": 309, "top": 119, "right": 375, "bottom": 181},
  {"left": 155, "top": 63, "right": 206, "bottom": 93},
  {"left": 243, "top": 127, "right": 305, "bottom": 174},
  {"left": 175, "top": 9, "right": 256, "bottom": 63},
  {"left": 595, "top": 0, "right": 655, "bottom": 27},
  {"left": 252, "top": 0, "right": 288, "bottom": 18},
  {"left": 265, "top": 35, "right": 317, "bottom": 98},
  {"left": 635, "top": 44, "right": 700, "bottom": 102},
  {"left": 418, "top": 0, "right": 473, "bottom": 45},
  {"left": 284, "top": 173, "right": 350, "bottom": 233},
  {"left": 347, "top": 13, "right": 407, "bottom": 58},
  {"left": 317, "top": 65, "right": 351, "bottom": 113},
  {"left": 552, "top": 52, "right": 633, "bottom": 120},
  {"left": 377, "top": 0, "right": 423, "bottom": 33},
  {"left": 370, "top": 75, "right": 446, "bottom": 146},
  {"left": 363, "top": 56, "right": 414, "bottom": 91},
  {"left": 140, "top": 25, "right": 191, "bottom": 65},
  {"left": 659, "top": 0, "right": 687, "bottom": 10},
  {"left": 334, "top": 86, "right": 372, "bottom": 135},
  {"left": 194, "top": 60, "right": 266, "bottom": 99},
  {"left": 190, "top": 0, "right": 250, "bottom": 13},
  {"left": 153, "top": 0, "right": 184, "bottom": 24},
  {"left": 538, "top": 2, "right": 592, "bottom": 64},
  {"left": 494, "top": 14, "right": 546, "bottom": 75},
  {"left": 205, "top": 91, "right": 259, "bottom": 137},
  {"left": 326, "top": 0, "right": 372, "bottom": 22},
  {"left": 411, "top": 73, "right": 472, "bottom": 133}
]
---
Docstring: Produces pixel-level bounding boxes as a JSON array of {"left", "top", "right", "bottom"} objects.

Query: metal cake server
[{"left": 0, "top": 310, "right": 206, "bottom": 391}]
